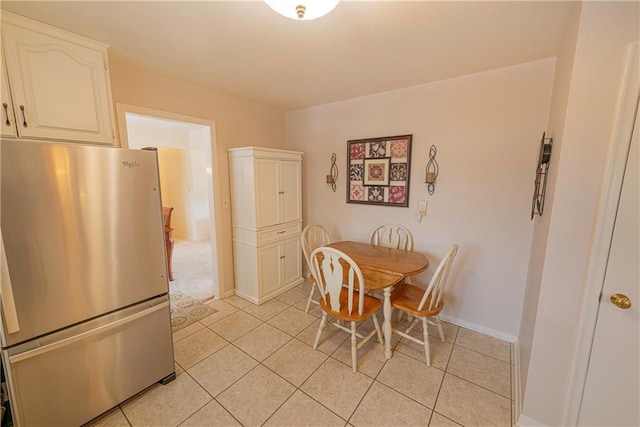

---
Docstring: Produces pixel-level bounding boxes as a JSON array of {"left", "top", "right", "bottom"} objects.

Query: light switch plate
[{"left": 418, "top": 200, "right": 427, "bottom": 214}]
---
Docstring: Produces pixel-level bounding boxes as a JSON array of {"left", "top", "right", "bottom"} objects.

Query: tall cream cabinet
[
  {"left": 1, "top": 12, "right": 115, "bottom": 145},
  {"left": 228, "top": 147, "right": 304, "bottom": 305}
]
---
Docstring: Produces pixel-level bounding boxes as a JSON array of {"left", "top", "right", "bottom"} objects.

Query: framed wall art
[{"left": 347, "top": 134, "right": 412, "bottom": 207}]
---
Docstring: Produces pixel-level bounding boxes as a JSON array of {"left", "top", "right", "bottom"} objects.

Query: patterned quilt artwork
[{"left": 347, "top": 135, "right": 412, "bottom": 207}]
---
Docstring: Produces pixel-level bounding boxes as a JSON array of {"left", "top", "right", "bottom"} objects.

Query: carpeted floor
[{"left": 168, "top": 239, "right": 215, "bottom": 302}]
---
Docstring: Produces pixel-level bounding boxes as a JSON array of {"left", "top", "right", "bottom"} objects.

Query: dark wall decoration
[{"left": 346, "top": 134, "right": 412, "bottom": 207}]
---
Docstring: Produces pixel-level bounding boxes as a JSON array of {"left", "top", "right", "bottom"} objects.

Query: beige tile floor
[{"left": 90, "top": 280, "right": 515, "bottom": 427}]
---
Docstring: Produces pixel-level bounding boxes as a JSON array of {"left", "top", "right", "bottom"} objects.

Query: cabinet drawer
[{"left": 258, "top": 223, "right": 301, "bottom": 245}]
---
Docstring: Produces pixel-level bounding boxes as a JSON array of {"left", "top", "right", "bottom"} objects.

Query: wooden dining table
[{"left": 326, "top": 240, "right": 430, "bottom": 359}]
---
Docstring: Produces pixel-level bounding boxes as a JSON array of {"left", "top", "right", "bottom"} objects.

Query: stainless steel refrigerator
[{"left": 0, "top": 139, "right": 175, "bottom": 426}]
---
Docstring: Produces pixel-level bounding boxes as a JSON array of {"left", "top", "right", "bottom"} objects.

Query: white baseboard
[
  {"left": 517, "top": 414, "right": 546, "bottom": 426},
  {"left": 282, "top": 276, "right": 518, "bottom": 343},
  {"left": 222, "top": 288, "right": 235, "bottom": 298},
  {"left": 514, "top": 339, "right": 522, "bottom": 425},
  {"left": 439, "top": 314, "right": 518, "bottom": 343}
]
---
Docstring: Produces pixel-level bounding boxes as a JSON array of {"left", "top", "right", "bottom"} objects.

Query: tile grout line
[
  {"left": 296, "top": 388, "right": 350, "bottom": 425},
  {"left": 173, "top": 366, "right": 224, "bottom": 427},
  {"left": 196, "top": 303, "right": 436, "bottom": 424},
  {"left": 244, "top": 339, "right": 350, "bottom": 426},
  {"left": 176, "top": 394, "right": 243, "bottom": 427},
  {"left": 448, "top": 340, "right": 513, "bottom": 400},
  {"left": 169, "top": 285, "right": 513, "bottom": 427},
  {"left": 454, "top": 342, "right": 511, "bottom": 364},
  {"left": 257, "top": 360, "right": 345, "bottom": 427},
  {"left": 428, "top": 336, "right": 455, "bottom": 425},
  {"left": 182, "top": 315, "right": 323, "bottom": 426},
  {"left": 342, "top": 315, "right": 388, "bottom": 425}
]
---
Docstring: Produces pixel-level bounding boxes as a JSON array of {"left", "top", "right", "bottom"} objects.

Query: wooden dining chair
[
  {"left": 310, "top": 246, "right": 384, "bottom": 373},
  {"left": 370, "top": 223, "right": 415, "bottom": 300},
  {"left": 162, "top": 206, "right": 175, "bottom": 281},
  {"left": 301, "top": 224, "right": 332, "bottom": 313},
  {"left": 390, "top": 244, "right": 459, "bottom": 366},
  {"left": 369, "top": 223, "right": 414, "bottom": 251}
]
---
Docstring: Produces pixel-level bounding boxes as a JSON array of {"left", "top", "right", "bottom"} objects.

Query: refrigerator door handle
[
  {"left": 0, "top": 228, "right": 20, "bottom": 334},
  {"left": 8, "top": 301, "right": 169, "bottom": 364}
]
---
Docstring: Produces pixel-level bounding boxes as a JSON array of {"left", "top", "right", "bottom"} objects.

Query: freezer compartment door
[
  {"left": 1, "top": 140, "right": 168, "bottom": 346},
  {"left": 1, "top": 297, "right": 175, "bottom": 427}
]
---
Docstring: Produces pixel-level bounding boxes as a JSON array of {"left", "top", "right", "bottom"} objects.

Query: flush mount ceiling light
[{"left": 265, "top": 0, "right": 340, "bottom": 20}]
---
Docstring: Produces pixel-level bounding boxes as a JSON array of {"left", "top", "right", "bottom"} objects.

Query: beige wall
[
  {"left": 127, "top": 121, "right": 213, "bottom": 241},
  {"left": 157, "top": 147, "right": 190, "bottom": 239},
  {"left": 188, "top": 128, "right": 214, "bottom": 241},
  {"left": 105, "top": 5, "right": 639, "bottom": 420},
  {"left": 518, "top": 1, "right": 582, "bottom": 402},
  {"left": 285, "top": 58, "right": 556, "bottom": 339},
  {"left": 126, "top": 121, "right": 192, "bottom": 149},
  {"left": 108, "top": 53, "right": 286, "bottom": 296},
  {"left": 127, "top": 122, "right": 191, "bottom": 240},
  {"left": 519, "top": 2, "right": 640, "bottom": 425}
]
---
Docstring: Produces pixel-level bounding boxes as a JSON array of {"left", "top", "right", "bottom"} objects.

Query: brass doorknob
[{"left": 610, "top": 293, "right": 632, "bottom": 309}]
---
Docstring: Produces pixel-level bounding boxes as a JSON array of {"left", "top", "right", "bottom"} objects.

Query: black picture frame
[{"left": 346, "top": 134, "right": 412, "bottom": 207}]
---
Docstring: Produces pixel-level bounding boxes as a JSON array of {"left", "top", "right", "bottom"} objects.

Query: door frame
[
  {"left": 563, "top": 42, "right": 640, "bottom": 424},
  {"left": 115, "top": 103, "right": 224, "bottom": 299}
]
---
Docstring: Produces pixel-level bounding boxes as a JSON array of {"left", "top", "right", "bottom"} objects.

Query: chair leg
[
  {"left": 305, "top": 283, "right": 316, "bottom": 313},
  {"left": 372, "top": 314, "right": 384, "bottom": 346},
  {"left": 397, "top": 309, "right": 404, "bottom": 323},
  {"left": 435, "top": 316, "right": 445, "bottom": 342},
  {"left": 351, "top": 321, "right": 357, "bottom": 373},
  {"left": 422, "top": 317, "right": 431, "bottom": 366},
  {"left": 313, "top": 312, "right": 327, "bottom": 350}
]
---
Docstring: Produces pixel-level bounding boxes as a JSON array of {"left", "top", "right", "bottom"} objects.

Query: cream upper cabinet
[
  {"left": 229, "top": 147, "right": 302, "bottom": 230},
  {"left": 255, "top": 158, "right": 302, "bottom": 228},
  {"left": 1, "top": 56, "right": 17, "bottom": 139},
  {"left": 1, "top": 12, "right": 115, "bottom": 145}
]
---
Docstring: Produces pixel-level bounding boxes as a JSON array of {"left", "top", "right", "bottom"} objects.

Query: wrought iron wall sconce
[
  {"left": 425, "top": 145, "right": 439, "bottom": 195},
  {"left": 531, "top": 132, "right": 553, "bottom": 219},
  {"left": 326, "top": 152, "right": 338, "bottom": 192}
]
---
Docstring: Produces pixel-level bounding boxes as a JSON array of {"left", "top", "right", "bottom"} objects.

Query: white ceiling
[{"left": 1, "top": 1, "right": 577, "bottom": 111}]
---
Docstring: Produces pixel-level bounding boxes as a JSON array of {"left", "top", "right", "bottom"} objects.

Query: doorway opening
[{"left": 116, "top": 104, "right": 221, "bottom": 302}]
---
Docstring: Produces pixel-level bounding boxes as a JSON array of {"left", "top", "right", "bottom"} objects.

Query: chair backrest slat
[
  {"left": 301, "top": 224, "right": 331, "bottom": 277},
  {"left": 310, "top": 247, "right": 365, "bottom": 315},
  {"left": 369, "top": 223, "right": 413, "bottom": 251},
  {"left": 418, "top": 244, "right": 459, "bottom": 311}
]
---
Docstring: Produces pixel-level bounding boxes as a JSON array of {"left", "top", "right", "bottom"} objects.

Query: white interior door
[{"left": 578, "top": 98, "right": 639, "bottom": 426}]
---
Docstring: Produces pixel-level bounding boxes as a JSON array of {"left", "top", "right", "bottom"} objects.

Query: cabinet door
[
  {"left": 258, "top": 243, "right": 282, "bottom": 296},
  {"left": 281, "top": 237, "right": 302, "bottom": 287},
  {"left": 255, "top": 159, "right": 280, "bottom": 228},
  {"left": 0, "top": 56, "right": 17, "bottom": 138},
  {"left": 2, "top": 22, "right": 114, "bottom": 144},
  {"left": 279, "top": 160, "right": 301, "bottom": 224}
]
